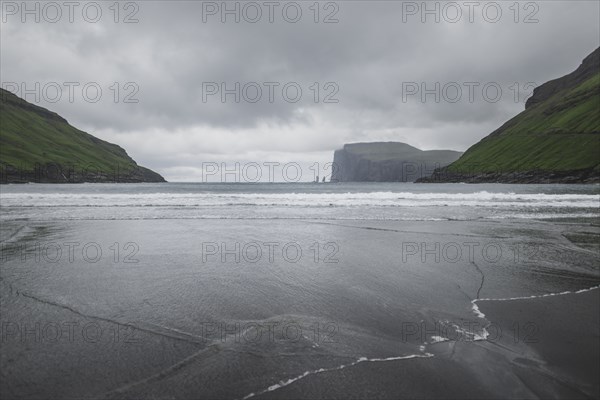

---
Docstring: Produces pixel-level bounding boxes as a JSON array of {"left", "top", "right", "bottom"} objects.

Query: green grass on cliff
[
  {"left": 0, "top": 89, "right": 139, "bottom": 173},
  {"left": 448, "top": 73, "right": 600, "bottom": 174}
]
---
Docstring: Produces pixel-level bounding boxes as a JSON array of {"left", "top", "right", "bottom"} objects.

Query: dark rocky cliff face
[
  {"left": 331, "top": 142, "right": 462, "bottom": 182},
  {"left": 0, "top": 163, "right": 165, "bottom": 184},
  {"left": 418, "top": 168, "right": 599, "bottom": 184},
  {"left": 525, "top": 47, "right": 599, "bottom": 109}
]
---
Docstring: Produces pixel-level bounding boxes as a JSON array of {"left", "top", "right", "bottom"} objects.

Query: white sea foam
[
  {"left": 240, "top": 353, "right": 434, "bottom": 400},
  {"left": 474, "top": 285, "right": 600, "bottom": 304},
  {"left": 469, "top": 285, "right": 600, "bottom": 339},
  {"left": 1, "top": 191, "right": 598, "bottom": 208},
  {"left": 430, "top": 336, "right": 449, "bottom": 343}
]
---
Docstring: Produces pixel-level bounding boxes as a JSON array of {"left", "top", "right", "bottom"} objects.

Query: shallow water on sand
[{"left": 1, "top": 183, "right": 599, "bottom": 399}]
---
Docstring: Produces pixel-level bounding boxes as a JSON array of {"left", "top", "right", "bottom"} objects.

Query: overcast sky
[{"left": 1, "top": 1, "right": 599, "bottom": 181}]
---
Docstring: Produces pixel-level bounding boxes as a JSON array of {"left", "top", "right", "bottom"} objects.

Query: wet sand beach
[{"left": 1, "top": 183, "right": 598, "bottom": 399}]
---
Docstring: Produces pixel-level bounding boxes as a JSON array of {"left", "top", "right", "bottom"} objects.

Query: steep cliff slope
[
  {"left": 331, "top": 142, "right": 462, "bottom": 182},
  {"left": 0, "top": 88, "right": 165, "bottom": 183},
  {"left": 420, "top": 47, "right": 600, "bottom": 183}
]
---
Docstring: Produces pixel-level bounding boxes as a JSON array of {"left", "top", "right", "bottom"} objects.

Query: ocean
[
  {"left": 1, "top": 183, "right": 599, "bottom": 399},
  {"left": 1, "top": 182, "right": 598, "bottom": 221}
]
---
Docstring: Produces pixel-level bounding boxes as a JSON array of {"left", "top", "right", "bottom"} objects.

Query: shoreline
[
  {"left": 416, "top": 167, "right": 600, "bottom": 184},
  {"left": 1, "top": 199, "right": 598, "bottom": 399}
]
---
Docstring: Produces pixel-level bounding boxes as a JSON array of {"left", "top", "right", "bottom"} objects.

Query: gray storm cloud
[{"left": 1, "top": 1, "right": 598, "bottom": 181}]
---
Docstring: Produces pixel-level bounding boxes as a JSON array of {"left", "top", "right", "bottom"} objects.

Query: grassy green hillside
[
  {"left": 448, "top": 73, "right": 600, "bottom": 174},
  {"left": 0, "top": 88, "right": 164, "bottom": 182}
]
